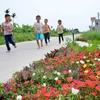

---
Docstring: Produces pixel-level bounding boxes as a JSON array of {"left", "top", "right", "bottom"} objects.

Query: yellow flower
[
  {"left": 86, "top": 60, "right": 90, "bottom": 63},
  {"left": 90, "top": 64, "right": 93, "bottom": 66},
  {"left": 84, "top": 70, "right": 89, "bottom": 74},
  {"left": 83, "top": 64, "right": 87, "bottom": 68}
]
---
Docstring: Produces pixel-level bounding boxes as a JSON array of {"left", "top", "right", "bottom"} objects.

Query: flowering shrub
[{"left": 0, "top": 46, "right": 100, "bottom": 100}]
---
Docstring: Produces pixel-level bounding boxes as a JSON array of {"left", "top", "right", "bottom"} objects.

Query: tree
[
  {"left": 12, "top": 13, "right": 16, "bottom": 23},
  {"left": 5, "top": 9, "right": 10, "bottom": 14}
]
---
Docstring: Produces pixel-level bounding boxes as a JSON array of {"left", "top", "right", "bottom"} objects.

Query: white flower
[
  {"left": 54, "top": 71, "right": 57, "bottom": 74},
  {"left": 96, "top": 76, "right": 99, "bottom": 78},
  {"left": 80, "top": 60, "right": 85, "bottom": 64},
  {"left": 94, "top": 58, "right": 97, "bottom": 60},
  {"left": 76, "top": 61, "right": 79, "bottom": 64},
  {"left": 32, "top": 73, "right": 35, "bottom": 76},
  {"left": 57, "top": 72, "right": 60, "bottom": 76},
  {"left": 72, "top": 88, "right": 79, "bottom": 95},
  {"left": 98, "top": 45, "right": 100, "bottom": 49},
  {"left": 43, "top": 83, "right": 46, "bottom": 87},
  {"left": 69, "top": 70, "right": 72, "bottom": 73},
  {"left": 93, "top": 64, "right": 96, "bottom": 66},
  {"left": 55, "top": 77, "right": 58, "bottom": 81},
  {"left": 83, "top": 56, "right": 86, "bottom": 59},
  {"left": 89, "top": 44, "right": 93, "bottom": 47},
  {"left": 98, "top": 58, "right": 100, "bottom": 61},
  {"left": 16, "top": 95, "right": 22, "bottom": 100},
  {"left": 43, "top": 76, "right": 47, "bottom": 79}
]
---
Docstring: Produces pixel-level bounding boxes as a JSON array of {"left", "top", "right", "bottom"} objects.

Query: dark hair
[
  {"left": 45, "top": 19, "right": 48, "bottom": 21},
  {"left": 58, "top": 20, "right": 62, "bottom": 22},
  {"left": 5, "top": 14, "right": 10, "bottom": 18},
  {"left": 36, "top": 15, "right": 41, "bottom": 19}
]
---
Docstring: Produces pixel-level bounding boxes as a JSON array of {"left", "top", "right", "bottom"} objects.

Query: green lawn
[
  {"left": 0, "top": 32, "right": 72, "bottom": 45},
  {"left": 0, "top": 33, "right": 34, "bottom": 45}
]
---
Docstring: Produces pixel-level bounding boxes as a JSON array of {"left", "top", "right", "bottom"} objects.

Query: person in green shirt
[{"left": 56, "top": 20, "right": 64, "bottom": 44}]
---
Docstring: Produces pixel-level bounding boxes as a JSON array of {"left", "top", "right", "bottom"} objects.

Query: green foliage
[
  {"left": 86, "top": 40, "right": 100, "bottom": 52},
  {"left": 67, "top": 94, "right": 79, "bottom": 100},
  {"left": 76, "top": 31, "right": 100, "bottom": 41},
  {"left": 74, "top": 28, "right": 79, "bottom": 33}
]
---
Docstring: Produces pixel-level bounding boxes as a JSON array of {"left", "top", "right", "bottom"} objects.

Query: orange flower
[
  {"left": 37, "top": 84, "right": 42, "bottom": 89},
  {"left": 35, "top": 91, "right": 41, "bottom": 98},
  {"left": 97, "top": 71, "right": 100, "bottom": 75},
  {"left": 24, "top": 94, "right": 31, "bottom": 99},
  {"left": 63, "top": 71, "right": 68, "bottom": 75},
  {"left": 56, "top": 80, "right": 62, "bottom": 85}
]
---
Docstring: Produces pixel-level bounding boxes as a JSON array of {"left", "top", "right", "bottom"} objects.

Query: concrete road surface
[{"left": 0, "top": 34, "right": 85, "bottom": 82}]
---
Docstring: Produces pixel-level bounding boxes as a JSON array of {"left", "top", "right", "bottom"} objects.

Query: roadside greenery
[
  {"left": 0, "top": 39, "right": 100, "bottom": 100},
  {"left": 76, "top": 31, "right": 100, "bottom": 42}
]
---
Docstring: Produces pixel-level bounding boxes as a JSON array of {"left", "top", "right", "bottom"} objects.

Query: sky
[{"left": 0, "top": 0, "right": 100, "bottom": 31}]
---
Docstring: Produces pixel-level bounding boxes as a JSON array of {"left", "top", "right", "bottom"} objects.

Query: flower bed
[{"left": 0, "top": 45, "right": 100, "bottom": 100}]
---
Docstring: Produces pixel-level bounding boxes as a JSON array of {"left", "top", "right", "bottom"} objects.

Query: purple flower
[
  {"left": 4, "top": 82, "right": 8, "bottom": 87},
  {"left": 33, "top": 63, "right": 37, "bottom": 69},
  {"left": 26, "top": 71, "right": 31, "bottom": 75},
  {"left": 42, "top": 71, "right": 46, "bottom": 75},
  {"left": 19, "top": 72, "right": 23, "bottom": 75},
  {"left": 7, "top": 86, "right": 11, "bottom": 91}
]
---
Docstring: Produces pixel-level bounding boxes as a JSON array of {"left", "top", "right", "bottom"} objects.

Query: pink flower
[
  {"left": 91, "top": 92, "right": 98, "bottom": 96},
  {"left": 49, "top": 65, "right": 54, "bottom": 70},
  {"left": 62, "top": 84, "right": 68, "bottom": 89},
  {"left": 96, "top": 86, "right": 100, "bottom": 91},
  {"left": 24, "top": 81, "right": 29, "bottom": 85},
  {"left": 26, "top": 71, "right": 31, "bottom": 75},
  {"left": 66, "top": 77, "right": 73, "bottom": 82}
]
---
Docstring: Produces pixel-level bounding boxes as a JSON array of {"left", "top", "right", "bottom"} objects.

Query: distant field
[{"left": 76, "top": 31, "right": 100, "bottom": 42}]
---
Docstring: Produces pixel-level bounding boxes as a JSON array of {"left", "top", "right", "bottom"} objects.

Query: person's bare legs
[
  {"left": 41, "top": 39, "right": 43, "bottom": 47},
  {"left": 36, "top": 40, "right": 40, "bottom": 49}
]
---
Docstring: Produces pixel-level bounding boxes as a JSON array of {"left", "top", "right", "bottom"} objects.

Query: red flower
[
  {"left": 24, "top": 81, "right": 29, "bottom": 85},
  {"left": 35, "top": 91, "right": 41, "bottom": 98},
  {"left": 66, "top": 77, "right": 73, "bottom": 82},
  {"left": 62, "top": 83, "right": 68, "bottom": 89},
  {"left": 41, "top": 87, "right": 47, "bottom": 93},
  {"left": 44, "top": 92, "right": 52, "bottom": 97},
  {"left": 24, "top": 94, "right": 31, "bottom": 99},
  {"left": 30, "top": 80, "right": 34, "bottom": 84},
  {"left": 89, "top": 75, "right": 97, "bottom": 81},
  {"left": 50, "top": 87, "right": 56, "bottom": 92}
]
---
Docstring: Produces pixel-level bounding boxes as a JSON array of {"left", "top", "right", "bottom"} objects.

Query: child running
[
  {"left": 33, "top": 15, "right": 44, "bottom": 49},
  {"left": 43, "top": 19, "right": 51, "bottom": 45},
  {"left": 2, "top": 14, "right": 16, "bottom": 52},
  {"left": 56, "top": 20, "right": 64, "bottom": 44}
]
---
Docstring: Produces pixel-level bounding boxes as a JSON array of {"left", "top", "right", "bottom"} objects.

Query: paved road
[{"left": 0, "top": 34, "right": 84, "bottom": 82}]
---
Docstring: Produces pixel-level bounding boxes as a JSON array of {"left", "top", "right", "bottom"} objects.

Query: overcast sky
[{"left": 0, "top": 0, "right": 99, "bottom": 31}]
